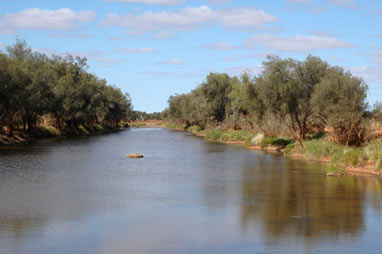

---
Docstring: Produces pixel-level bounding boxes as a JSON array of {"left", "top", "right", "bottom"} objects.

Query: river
[{"left": 0, "top": 128, "right": 382, "bottom": 253}]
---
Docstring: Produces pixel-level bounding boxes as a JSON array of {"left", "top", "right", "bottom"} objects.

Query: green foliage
[
  {"left": 343, "top": 148, "right": 365, "bottom": 166},
  {"left": 259, "top": 137, "right": 294, "bottom": 149},
  {"left": 205, "top": 129, "right": 224, "bottom": 141},
  {"left": 326, "top": 163, "right": 344, "bottom": 174},
  {"left": 365, "top": 140, "right": 382, "bottom": 170},
  {"left": 284, "top": 142, "right": 297, "bottom": 155},
  {"left": 162, "top": 122, "right": 183, "bottom": 129},
  {"left": 187, "top": 125, "right": 202, "bottom": 133},
  {"left": 0, "top": 39, "right": 133, "bottom": 137},
  {"left": 256, "top": 55, "right": 329, "bottom": 145},
  {"left": 311, "top": 67, "right": 368, "bottom": 145},
  {"left": 302, "top": 139, "right": 344, "bottom": 161}
]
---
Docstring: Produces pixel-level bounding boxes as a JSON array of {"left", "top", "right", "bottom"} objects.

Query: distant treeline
[
  {"left": 0, "top": 39, "right": 133, "bottom": 136},
  {"left": 131, "top": 111, "right": 162, "bottom": 121},
  {"left": 163, "top": 55, "right": 380, "bottom": 146}
]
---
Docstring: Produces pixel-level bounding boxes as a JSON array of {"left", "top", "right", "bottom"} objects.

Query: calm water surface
[{"left": 0, "top": 128, "right": 382, "bottom": 253}]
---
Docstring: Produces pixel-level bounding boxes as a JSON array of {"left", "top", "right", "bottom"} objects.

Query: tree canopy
[{"left": 0, "top": 39, "right": 133, "bottom": 136}]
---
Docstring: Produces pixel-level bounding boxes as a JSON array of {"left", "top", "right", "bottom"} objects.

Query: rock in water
[{"left": 126, "top": 153, "right": 144, "bottom": 158}]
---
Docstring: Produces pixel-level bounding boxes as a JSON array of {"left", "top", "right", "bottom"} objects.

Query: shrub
[
  {"left": 205, "top": 129, "right": 223, "bottom": 141},
  {"left": 260, "top": 137, "right": 294, "bottom": 149}
]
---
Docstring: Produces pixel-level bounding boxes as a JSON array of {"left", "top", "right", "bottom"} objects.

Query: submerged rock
[{"left": 126, "top": 153, "right": 144, "bottom": 158}]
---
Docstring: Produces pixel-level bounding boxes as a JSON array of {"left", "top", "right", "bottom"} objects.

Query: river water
[{"left": 0, "top": 128, "right": 382, "bottom": 253}]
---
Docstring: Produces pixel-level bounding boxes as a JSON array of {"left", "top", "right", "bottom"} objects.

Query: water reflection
[
  {"left": 0, "top": 128, "right": 382, "bottom": 253},
  {"left": 240, "top": 157, "right": 382, "bottom": 242}
]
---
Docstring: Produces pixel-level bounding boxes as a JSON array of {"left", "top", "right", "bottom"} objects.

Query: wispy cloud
[
  {"left": 285, "top": 0, "right": 310, "bottom": 3},
  {"left": 115, "top": 47, "right": 158, "bottom": 53},
  {"left": 221, "top": 54, "right": 243, "bottom": 62},
  {"left": 150, "top": 31, "right": 177, "bottom": 40},
  {"left": 141, "top": 70, "right": 200, "bottom": 78},
  {"left": 325, "top": 0, "right": 356, "bottom": 8},
  {"left": 48, "top": 32, "right": 93, "bottom": 39},
  {"left": 199, "top": 42, "right": 238, "bottom": 51},
  {"left": 103, "top": 0, "right": 184, "bottom": 5},
  {"left": 0, "top": 8, "right": 95, "bottom": 34},
  {"left": 349, "top": 65, "right": 382, "bottom": 84},
  {"left": 245, "top": 34, "right": 354, "bottom": 53},
  {"left": 101, "top": 6, "right": 277, "bottom": 35},
  {"left": 156, "top": 58, "right": 184, "bottom": 65},
  {"left": 372, "top": 51, "right": 382, "bottom": 64}
]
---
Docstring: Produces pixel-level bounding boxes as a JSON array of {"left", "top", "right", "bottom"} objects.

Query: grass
[
  {"left": 205, "top": 128, "right": 255, "bottom": 144},
  {"left": 285, "top": 138, "right": 376, "bottom": 173},
  {"left": 259, "top": 137, "right": 294, "bottom": 149},
  {"left": 162, "top": 122, "right": 183, "bottom": 129},
  {"left": 165, "top": 121, "right": 382, "bottom": 173},
  {"left": 129, "top": 122, "right": 147, "bottom": 127},
  {"left": 186, "top": 125, "right": 202, "bottom": 133},
  {"left": 205, "top": 128, "right": 224, "bottom": 141},
  {"left": 364, "top": 140, "right": 382, "bottom": 170}
]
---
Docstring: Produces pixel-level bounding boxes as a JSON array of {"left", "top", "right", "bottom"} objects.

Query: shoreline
[
  {"left": 155, "top": 122, "right": 382, "bottom": 177},
  {"left": 0, "top": 124, "right": 129, "bottom": 146}
]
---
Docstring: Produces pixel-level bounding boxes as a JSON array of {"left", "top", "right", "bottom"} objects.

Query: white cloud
[
  {"left": 326, "top": 0, "right": 355, "bottom": 7},
  {"left": 115, "top": 47, "right": 158, "bottom": 53},
  {"left": 285, "top": 0, "right": 310, "bottom": 3},
  {"left": 245, "top": 34, "right": 354, "bottom": 53},
  {"left": 104, "top": 0, "right": 184, "bottom": 5},
  {"left": 199, "top": 42, "right": 237, "bottom": 51},
  {"left": 150, "top": 31, "right": 176, "bottom": 40},
  {"left": 0, "top": 8, "right": 95, "bottom": 34},
  {"left": 326, "top": 56, "right": 345, "bottom": 62},
  {"left": 349, "top": 65, "right": 382, "bottom": 84},
  {"left": 217, "top": 8, "right": 277, "bottom": 27},
  {"left": 101, "top": 6, "right": 276, "bottom": 34},
  {"left": 0, "top": 41, "right": 4, "bottom": 47},
  {"left": 221, "top": 54, "right": 243, "bottom": 62},
  {"left": 48, "top": 33, "right": 93, "bottom": 39},
  {"left": 372, "top": 51, "right": 382, "bottom": 64},
  {"left": 156, "top": 58, "right": 184, "bottom": 65}
]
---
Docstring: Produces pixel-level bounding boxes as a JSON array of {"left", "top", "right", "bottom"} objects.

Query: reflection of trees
[{"left": 240, "top": 158, "right": 381, "bottom": 240}]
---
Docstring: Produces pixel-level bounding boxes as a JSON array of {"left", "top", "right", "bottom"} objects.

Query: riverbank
[
  {"left": 0, "top": 122, "right": 129, "bottom": 146},
  {"left": 159, "top": 122, "right": 382, "bottom": 177}
]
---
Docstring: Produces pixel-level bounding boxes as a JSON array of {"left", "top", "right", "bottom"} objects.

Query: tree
[
  {"left": 311, "top": 67, "right": 368, "bottom": 145},
  {"left": 257, "top": 55, "right": 328, "bottom": 146}
]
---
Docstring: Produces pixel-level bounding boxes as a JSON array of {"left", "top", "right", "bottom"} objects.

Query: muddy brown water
[{"left": 0, "top": 128, "right": 382, "bottom": 253}]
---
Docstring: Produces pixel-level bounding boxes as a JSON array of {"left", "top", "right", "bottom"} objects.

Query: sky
[{"left": 0, "top": 0, "right": 381, "bottom": 113}]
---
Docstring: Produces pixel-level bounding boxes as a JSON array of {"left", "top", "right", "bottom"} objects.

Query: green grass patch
[
  {"left": 326, "top": 162, "right": 344, "bottom": 174},
  {"left": 364, "top": 140, "right": 382, "bottom": 170},
  {"left": 260, "top": 137, "right": 294, "bottom": 149},
  {"left": 205, "top": 129, "right": 224, "bottom": 141},
  {"left": 162, "top": 122, "right": 183, "bottom": 129},
  {"left": 204, "top": 128, "right": 255, "bottom": 143},
  {"left": 129, "top": 122, "right": 147, "bottom": 127},
  {"left": 186, "top": 125, "right": 202, "bottom": 133}
]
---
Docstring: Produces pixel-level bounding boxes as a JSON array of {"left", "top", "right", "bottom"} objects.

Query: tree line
[
  {"left": 0, "top": 39, "right": 133, "bottom": 137},
  {"left": 164, "top": 55, "right": 372, "bottom": 146}
]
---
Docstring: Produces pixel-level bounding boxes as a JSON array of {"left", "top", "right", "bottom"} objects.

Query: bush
[
  {"left": 343, "top": 147, "right": 365, "bottom": 166},
  {"left": 365, "top": 140, "right": 382, "bottom": 170},
  {"left": 205, "top": 129, "right": 223, "bottom": 141},
  {"left": 260, "top": 137, "right": 294, "bottom": 149}
]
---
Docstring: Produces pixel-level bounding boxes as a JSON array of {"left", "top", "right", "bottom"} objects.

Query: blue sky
[{"left": 0, "top": 0, "right": 381, "bottom": 112}]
